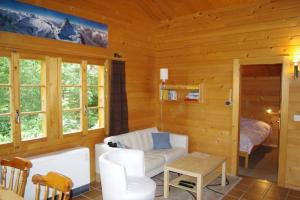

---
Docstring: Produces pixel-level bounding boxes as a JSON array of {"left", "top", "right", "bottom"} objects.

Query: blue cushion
[{"left": 152, "top": 132, "right": 172, "bottom": 149}]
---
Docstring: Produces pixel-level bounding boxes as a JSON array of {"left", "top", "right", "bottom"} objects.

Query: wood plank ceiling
[
  {"left": 133, "top": 0, "right": 257, "bottom": 21},
  {"left": 20, "top": 0, "right": 257, "bottom": 24}
]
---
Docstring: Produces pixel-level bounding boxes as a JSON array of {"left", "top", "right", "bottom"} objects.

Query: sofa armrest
[
  {"left": 169, "top": 133, "right": 189, "bottom": 154},
  {"left": 95, "top": 143, "right": 115, "bottom": 174}
]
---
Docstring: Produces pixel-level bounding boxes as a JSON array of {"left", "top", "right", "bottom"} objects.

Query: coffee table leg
[
  {"left": 221, "top": 161, "right": 226, "bottom": 186},
  {"left": 196, "top": 175, "right": 203, "bottom": 200},
  {"left": 164, "top": 168, "right": 169, "bottom": 198}
]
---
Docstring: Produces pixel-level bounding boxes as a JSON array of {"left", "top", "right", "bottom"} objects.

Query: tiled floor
[
  {"left": 72, "top": 181, "right": 102, "bottom": 200},
  {"left": 223, "top": 176, "right": 300, "bottom": 200},
  {"left": 73, "top": 177, "right": 300, "bottom": 200}
]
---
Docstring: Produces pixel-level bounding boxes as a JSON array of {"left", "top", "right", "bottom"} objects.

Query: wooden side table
[{"left": 164, "top": 152, "right": 226, "bottom": 200}]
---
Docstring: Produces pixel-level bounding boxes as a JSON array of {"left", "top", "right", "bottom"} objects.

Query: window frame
[
  {"left": 59, "top": 58, "right": 106, "bottom": 136},
  {"left": 15, "top": 53, "right": 47, "bottom": 142},
  {"left": 59, "top": 59, "right": 83, "bottom": 135},
  {"left": 86, "top": 63, "right": 105, "bottom": 131},
  {"left": 0, "top": 52, "right": 48, "bottom": 147},
  {"left": 0, "top": 51, "right": 108, "bottom": 148}
]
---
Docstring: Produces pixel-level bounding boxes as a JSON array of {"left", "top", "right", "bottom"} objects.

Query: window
[
  {"left": 60, "top": 61, "right": 105, "bottom": 135},
  {"left": 87, "top": 64, "right": 105, "bottom": 129},
  {"left": 0, "top": 56, "right": 12, "bottom": 144},
  {"left": 0, "top": 54, "right": 46, "bottom": 144},
  {"left": 0, "top": 52, "right": 106, "bottom": 147},
  {"left": 61, "top": 62, "right": 82, "bottom": 134},
  {"left": 19, "top": 59, "right": 46, "bottom": 140}
]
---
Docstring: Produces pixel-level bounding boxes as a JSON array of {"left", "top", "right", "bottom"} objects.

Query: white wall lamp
[
  {"left": 159, "top": 68, "right": 168, "bottom": 130},
  {"left": 160, "top": 68, "right": 168, "bottom": 87},
  {"left": 159, "top": 68, "right": 168, "bottom": 101}
]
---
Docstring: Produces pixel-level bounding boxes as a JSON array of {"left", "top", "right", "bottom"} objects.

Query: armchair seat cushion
[
  {"left": 144, "top": 153, "right": 165, "bottom": 173},
  {"left": 126, "top": 176, "right": 156, "bottom": 200}
]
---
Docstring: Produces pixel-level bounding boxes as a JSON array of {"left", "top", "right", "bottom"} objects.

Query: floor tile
[
  {"left": 235, "top": 182, "right": 251, "bottom": 191},
  {"left": 286, "top": 196, "right": 300, "bottom": 200},
  {"left": 289, "top": 190, "right": 300, "bottom": 197},
  {"left": 227, "top": 188, "right": 245, "bottom": 198},
  {"left": 82, "top": 189, "right": 102, "bottom": 199},
  {"left": 222, "top": 195, "right": 240, "bottom": 200},
  {"left": 90, "top": 181, "right": 101, "bottom": 190},
  {"left": 241, "top": 192, "right": 264, "bottom": 200},
  {"left": 72, "top": 195, "right": 90, "bottom": 200},
  {"left": 265, "top": 185, "right": 288, "bottom": 199}
]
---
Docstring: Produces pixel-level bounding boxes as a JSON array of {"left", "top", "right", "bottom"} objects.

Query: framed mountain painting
[{"left": 0, "top": 0, "right": 108, "bottom": 48}]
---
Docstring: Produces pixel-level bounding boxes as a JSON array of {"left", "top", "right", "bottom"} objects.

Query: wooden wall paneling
[
  {"left": 285, "top": 66, "right": 300, "bottom": 189},
  {"left": 278, "top": 57, "right": 290, "bottom": 187},
  {"left": 45, "top": 57, "right": 59, "bottom": 140},
  {"left": 231, "top": 59, "right": 240, "bottom": 176},
  {"left": 155, "top": 0, "right": 300, "bottom": 189}
]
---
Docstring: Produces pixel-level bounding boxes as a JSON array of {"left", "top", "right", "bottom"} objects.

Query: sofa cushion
[
  {"left": 103, "top": 127, "right": 159, "bottom": 151},
  {"left": 151, "top": 148, "right": 186, "bottom": 163},
  {"left": 119, "top": 132, "right": 141, "bottom": 149},
  {"left": 144, "top": 153, "right": 165, "bottom": 173},
  {"left": 135, "top": 127, "right": 158, "bottom": 151},
  {"left": 152, "top": 132, "right": 172, "bottom": 149}
]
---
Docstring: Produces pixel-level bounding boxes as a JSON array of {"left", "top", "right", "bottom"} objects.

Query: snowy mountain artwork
[{"left": 0, "top": 0, "right": 108, "bottom": 48}]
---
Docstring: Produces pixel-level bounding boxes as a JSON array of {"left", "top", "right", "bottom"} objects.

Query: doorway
[
  {"left": 238, "top": 64, "right": 282, "bottom": 182},
  {"left": 231, "top": 57, "right": 290, "bottom": 186}
]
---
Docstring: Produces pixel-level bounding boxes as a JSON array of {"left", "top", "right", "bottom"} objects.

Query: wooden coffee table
[{"left": 164, "top": 152, "right": 226, "bottom": 200}]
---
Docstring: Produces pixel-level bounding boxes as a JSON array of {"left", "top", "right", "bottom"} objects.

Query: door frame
[{"left": 231, "top": 56, "right": 290, "bottom": 187}]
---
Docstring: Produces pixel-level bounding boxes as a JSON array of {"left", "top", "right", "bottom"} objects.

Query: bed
[{"left": 239, "top": 117, "right": 272, "bottom": 168}]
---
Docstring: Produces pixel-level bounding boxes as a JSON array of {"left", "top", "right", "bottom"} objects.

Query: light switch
[{"left": 294, "top": 114, "right": 300, "bottom": 121}]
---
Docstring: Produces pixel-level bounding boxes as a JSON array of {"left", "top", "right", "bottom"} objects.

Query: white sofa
[{"left": 95, "top": 127, "right": 188, "bottom": 177}]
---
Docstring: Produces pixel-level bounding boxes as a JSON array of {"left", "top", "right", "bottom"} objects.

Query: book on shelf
[
  {"left": 185, "top": 91, "right": 200, "bottom": 101},
  {"left": 162, "top": 90, "right": 177, "bottom": 101}
]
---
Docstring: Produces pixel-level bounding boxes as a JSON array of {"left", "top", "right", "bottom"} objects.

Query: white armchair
[{"left": 99, "top": 149, "right": 156, "bottom": 200}]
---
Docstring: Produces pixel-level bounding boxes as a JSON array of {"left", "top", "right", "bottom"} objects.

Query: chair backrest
[
  {"left": 1, "top": 157, "right": 33, "bottom": 197},
  {"left": 32, "top": 172, "right": 73, "bottom": 200},
  {"left": 99, "top": 149, "right": 145, "bottom": 200}
]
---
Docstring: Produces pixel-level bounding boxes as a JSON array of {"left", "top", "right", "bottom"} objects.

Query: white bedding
[{"left": 240, "top": 118, "right": 272, "bottom": 154}]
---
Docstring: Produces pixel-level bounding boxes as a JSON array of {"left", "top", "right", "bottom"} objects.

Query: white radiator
[{"left": 24, "top": 147, "right": 90, "bottom": 200}]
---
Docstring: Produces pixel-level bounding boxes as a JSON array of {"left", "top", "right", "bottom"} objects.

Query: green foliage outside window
[
  {"left": 21, "top": 114, "right": 43, "bottom": 140},
  {"left": 0, "top": 116, "right": 11, "bottom": 143},
  {"left": 61, "top": 63, "right": 81, "bottom": 133},
  {"left": 19, "top": 59, "right": 44, "bottom": 140},
  {"left": 87, "top": 65, "right": 101, "bottom": 129},
  {"left": 0, "top": 57, "right": 11, "bottom": 143}
]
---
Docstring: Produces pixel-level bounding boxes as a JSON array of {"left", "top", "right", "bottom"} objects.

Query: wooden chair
[
  {"left": 0, "top": 157, "right": 33, "bottom": 197},
  {"left": 32, "top": 172, "right": 73, "bottom": 200}
]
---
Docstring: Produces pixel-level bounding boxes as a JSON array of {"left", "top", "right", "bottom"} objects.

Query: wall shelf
[{"left": 160, "top": 83, "right": 204, "bottom": 103}]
